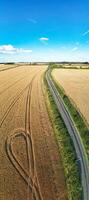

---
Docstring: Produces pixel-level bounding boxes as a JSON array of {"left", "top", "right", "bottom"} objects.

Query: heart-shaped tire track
[
  {"left": 4, "top": 71, "right": 43, "bottom": 200},
  {"left": 6, "top": 131, "right": 42, "bottom": 200}
]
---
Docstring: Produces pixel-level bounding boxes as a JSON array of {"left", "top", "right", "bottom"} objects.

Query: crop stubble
[
  {"left": 52, "top": 69, "right": 89, "bottom": 124},
  {"left": 0, "top": 65, "right": 67, "bottom": 200}
]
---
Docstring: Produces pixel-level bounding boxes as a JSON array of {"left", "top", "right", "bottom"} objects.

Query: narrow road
[{"left": 46, "top": 69, "right": 89, "bottom": 200}]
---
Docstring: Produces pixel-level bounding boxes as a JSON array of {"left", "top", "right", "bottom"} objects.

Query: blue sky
[{"left": 0, "top": 0, "right": 89, "bottom": 62}]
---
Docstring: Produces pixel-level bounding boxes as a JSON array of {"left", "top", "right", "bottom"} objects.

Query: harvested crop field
[
  {"left": 0, "top": 65, "right": 67, "bottom": 200},
  {"left": 0, "top": 64, "right": 19, "bottom": 71},
  {"left": 52, "top": 69, "right": 89, "bottom": 124}
]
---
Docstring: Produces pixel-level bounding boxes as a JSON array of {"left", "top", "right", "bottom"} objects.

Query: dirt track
[{"left": 0, "top": 65, "right": 67, "bottom": 200}]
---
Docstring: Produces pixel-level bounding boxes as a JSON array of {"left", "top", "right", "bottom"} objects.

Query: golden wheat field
[
  {"left": 0, "top": 64, "right": 67, "bottom": 200},
  {"left": 52, "top": 68, "right": 89, "bottom": 124}
]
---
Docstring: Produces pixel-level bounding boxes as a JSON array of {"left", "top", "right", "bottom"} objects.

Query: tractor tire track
[
  {"left": 5, "top": 72, "right": 43, "bottom": 200},
  {"left": 0, "top": 72, "right": 37, "bottom": 128},
  {"left": 0, "top": 68, "right": 37, "bottom": 96},
  {"left": 6, "top": 131, "right": 42, "bottom": 200},
  {"left": 0, "top": 76, "right": 26, "bottom": 96},
  {"left": 0, "top": 68, "right": 23, "bottom": 90},
  {"left": 24, "top": 77, "right": 43, "bottom": 200}
]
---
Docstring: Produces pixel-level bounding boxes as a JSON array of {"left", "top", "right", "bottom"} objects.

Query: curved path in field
[{"left": 0, "top": 65, "right": 67, "bottom": 200}]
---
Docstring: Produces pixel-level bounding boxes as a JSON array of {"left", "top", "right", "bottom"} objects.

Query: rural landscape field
[
  {"left": 1, "top": 63, "right": 89, "bottom": 200},
  {"left": 52, "top": 68, "right": 89, "bottom": 124},
  {"left": 0, "top": 0, "right": 89, "bottom": 199},
  {"left": 0, "top": 64, "right": 67, "bottom": 200}
]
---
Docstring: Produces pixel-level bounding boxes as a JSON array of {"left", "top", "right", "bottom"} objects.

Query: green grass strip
[
  {"left": 44, "top": 73, "right": 82, "bottom": 200},
  {"left": 51, "top": 70, "right": 89, "bottom": 161}
]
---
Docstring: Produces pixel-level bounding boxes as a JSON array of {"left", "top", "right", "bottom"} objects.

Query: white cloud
[
  {"left": 39, "top": 37, "right": 49, "bottom": 45},
  {"left": 17, "top": 48, "right": 32, "bottom": 53},
  {"left": 0, "top": 45, "right": 32, "bottom": 54},
  {"left": 0, "top": 48, "right": 89, "bottom": 63},
  {"left": 72, "top": 47, "right": 78, "bottom": 52},
  {"left": 0, "top": 45, "right": 16, "bottom": 54},
  {"left": 82, "top": 30, "right": 89, "bottom": 36},
  {"left": 39, "top": 37, "right": 49, "bottom": 41}
]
